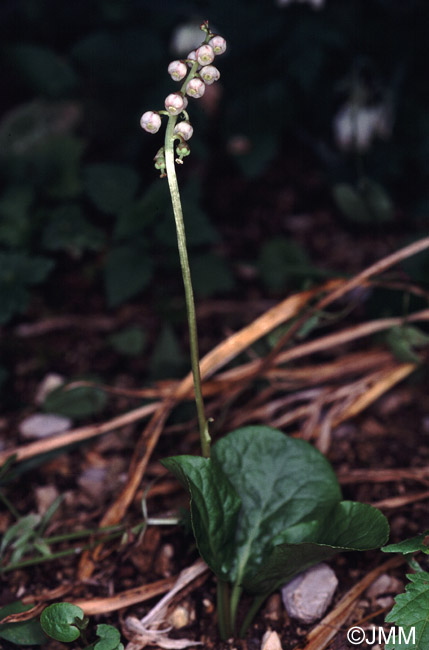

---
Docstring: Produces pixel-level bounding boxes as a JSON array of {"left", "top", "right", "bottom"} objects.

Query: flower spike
[{"left": 139, "top": 20, "right": 226, "bottom": 173}]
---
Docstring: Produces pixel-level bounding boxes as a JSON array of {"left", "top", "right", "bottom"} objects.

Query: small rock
[
  {"left": 35, "top": 373, "right": 64, "bottom": 405},
  {"left": 19, "top": 413, "right": 72, "bottom": 439},
  {"left": 169, "top": 604, "right": 194, "bottom": 629},
  {"left": 281, "top": 563, "right": 338, "bottom": 624},
  {"left": 261, "top": 630, "right": 282, "bottom": 650},
  {"left": 376, "top": 596, "right": 394, "bottom": 609},
  {"left": 366, "top": 574, "right": 403, "bottom": 606},
  {"left": 35, "top": 485, "right": 60, "bottom": 516},
  {"left": 78, "top": 467, "right": 107, "bottom": 498}
]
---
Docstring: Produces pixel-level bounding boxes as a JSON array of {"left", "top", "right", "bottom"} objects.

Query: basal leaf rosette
[{"left": 162, "top": 427, "right": 389, "bottom": 596}]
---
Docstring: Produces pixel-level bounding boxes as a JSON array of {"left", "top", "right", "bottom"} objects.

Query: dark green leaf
[
  {"left": 162, "top": 427, "right": 389, "bottom": 597},
  {"left": 104, "top": 243, "right": 152, "bottom": 307},
  {"left": 386, "top": 326, "right": 429, "bottom": 364},
  {"left": 114, "top": 180, "right": 169, "bottom": 239},
  {"left": 161, "top": 454, "right": 241, "bottom": 581},
  {"left": 359, "top": 178, "right": 394, "bottom": 223},
  {"left": 31, "top": 135, "right": 84, "bottom": 199},
  {"left": 211, "top": 427, "right": 342, "bottom": 583},
  {"left": 43, "top": 384, "right": 107, "bottom": 419},
  {"left": 246, "top": 501, "right": 388, "bottom": 594},
  {"left": 8, "top": 44, "right": 77, "bottom": 97},
  {"left": 385, "top": 572, "right": 429, "bottom": 649},
  {"left": 149, "top": 325, "right": 187, "bottom": 379},
  {"left": 94, "top": 624, "right": 123, "bottom": 650},
  {"left": 40, "top": 603, "right": 84, "bottom": 642},
  {"left": 42, "top": 204, "right": 105, "bottom": 255},
  {"left": 84, "top": 164, "right": 139, "bottom": 215},
  {"left": 333, "top": 183, "right": 371, "bottom": 223},
  {"left": 383, "top": 531, "right": 429, "bottom": 555},
  {"left": 0, "top": 601, "right": 47, "bottom": 645},
  {"left": 108, "top": 326, "right": 146, "bottom": 357},
  {"left": 0, "top": 186, "right": 34, "bottom": 247},
  {"left": 191, "top": 253, "right": 235, "bottom": 298},
  {"left": 0, "top": 252, "right": 54, "bottom": 324},
  {"left": 258, "top": 238, "right": 313, "bottom": 291}
]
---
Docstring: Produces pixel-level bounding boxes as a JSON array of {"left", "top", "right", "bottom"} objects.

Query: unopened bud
[
  {"left": 176, "top": 141, "right": 191, "bottom": 158},
  {"left": 165, "top": 93, "right": 186, "bottom": 115},
  {"left": 140, "top": 111, "right": 162, "bottom": 134},
  {"left": 187, "top": 50, "right": 197, "bottom": 67},
  {"left": 200, "top": 65, "right": 220, "bottom": 85},
  {"left": 209, "top": 35, "right": 227, "bottom": 55},
  {"left": 174, "top": 121, "right": 193, "bottom": 141},
  {"left": 186, "top": 78, "right": 205, "bottom": 98},
  {"left": 153, "top": 147, "right": 166, "bottom": 177},
  {"left": 195, "top": 44, "right": 215, "bottom": 66},
  {"left": 168, "top": 60, "right": 188, "bottom": 81}
]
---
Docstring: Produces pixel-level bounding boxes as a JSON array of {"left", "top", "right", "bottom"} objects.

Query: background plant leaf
[
  {"left": 108, "top": 326, "right": 146, "bottom": 357},
  {"left": 384, "top": 572, "right": 429, "bottom": 650},
  {"left": 382, "top": 531, "right": 429, "bottom": 555},
  {"left": 40, "top": 602, "right": 84, "bottom": 642},
  {"left": 43, "top": 383, "right": 108, "bottom": 419},
  {"left": 0, "top": 601, "right": 47, "bottom": 646},
  {"left": 94, "top": 623, "right": 123, "bottom": 650},
  {"left": 84, "top": 164, "right": 140, "bottom": 216},
  {"left": 104, "top": 242, "right": 152, "bottom": 307}
]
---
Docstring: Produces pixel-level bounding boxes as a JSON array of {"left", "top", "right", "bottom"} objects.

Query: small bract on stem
[{"left": 139, "top": 21, "right": 226, "bottom": 459}]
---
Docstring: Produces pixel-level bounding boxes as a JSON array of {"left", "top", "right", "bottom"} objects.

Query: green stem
[
  {"left": 229, "top": 582, "right": 242, "bottom": 634},
  {"left": 164, "top": 98, "right": 209, "bottom": 458},
  {"left": 217, "top": 579, "right": 232, "bottom": 640},
  {"left": 239, "top": 593, "right": 268, "bottom": 638}
]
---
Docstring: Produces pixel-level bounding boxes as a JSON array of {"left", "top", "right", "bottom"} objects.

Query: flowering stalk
[{"left": 140, "top": 21, "right": 226, "bottom": 459}]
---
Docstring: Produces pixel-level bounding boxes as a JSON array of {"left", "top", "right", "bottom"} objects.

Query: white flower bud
[
  {"left": 209, "top": 35, "right": 227, "bottom": 55},
  {"left": 140, "top": 111, "right": 162, "bottom": 134},
  {"left": 195, "top": 44, "right": 215, "bottom": 66},
  {"left": 168, "top": 60, "right": 188, "bottom": 81},
  {"left": 186, "top": 78, "right": 205, "bottom": 98},
  {"left": 164, "top": 93, "right": 186, "bottom": 115},
  {"left": 200, "top": 65, "right": 220, "bottom": 85},
  {"left": 174, "top": 121, "right": 193, "bottom": 141},
  {"left": 187, "top": 50, "right": 197, "bottom": 67}
]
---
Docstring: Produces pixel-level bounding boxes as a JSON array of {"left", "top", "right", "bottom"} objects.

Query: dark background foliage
[{"left": 0, "top": 0, "right": 428, "bottom": 405}]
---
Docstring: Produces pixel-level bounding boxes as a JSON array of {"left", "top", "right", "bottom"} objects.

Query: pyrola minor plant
[
  {"left": 140, "top": 22, "right": 389, "bottom": 640},
  {"left": 140, "top": 20, "right": 225, "bottom": 459}
]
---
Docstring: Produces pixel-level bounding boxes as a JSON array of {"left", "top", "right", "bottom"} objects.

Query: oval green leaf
[{"left": 40, "top": 603, "right": 84, "bottom": 642}]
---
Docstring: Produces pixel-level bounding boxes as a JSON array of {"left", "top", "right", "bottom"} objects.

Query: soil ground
[{"left": 1, "top": 146, "right": 428, "bottom": 649}]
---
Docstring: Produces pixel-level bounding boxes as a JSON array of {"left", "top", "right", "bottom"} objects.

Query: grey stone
[
  {"left": 19, "top": 413, "right": 72, "bottom": 439},
  {"left": 281, "top": 563, "right": 338, "bottom": 624}
]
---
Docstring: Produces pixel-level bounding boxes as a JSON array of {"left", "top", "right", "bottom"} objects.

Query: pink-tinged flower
[
  {"left": 174, "top": 121, "right": 194, "bottom": 141},
  {"left": 167, "top": 60, "right": 188, "bottom": 81},
  {"left": 200, "top": 65, "right": 220, "bottom": 85},
  {"left": 209, "top": 35, "right": 227, "bottom": 55},
  {"left": 164, "top": 93, "right": 186, "bottom": 115},
  {"left": 186, "top": 78, "right": 205, "bottom": 98},
  {"left": 195, "top": 44, "right": 215, "bottom": 65},
  {"left": 140, "top": 111, "right": 162, "bottom": 133}
]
